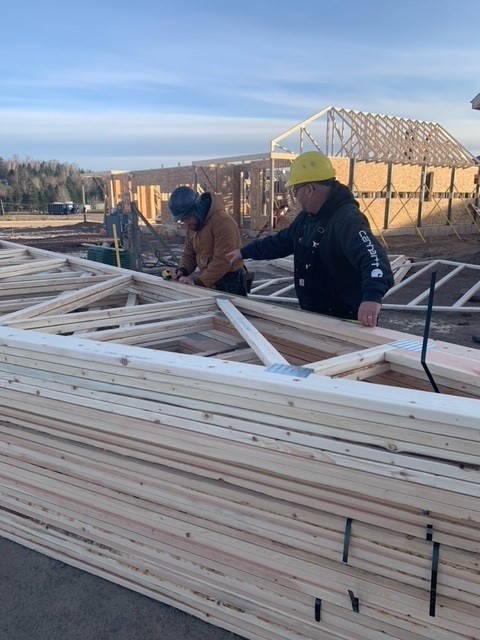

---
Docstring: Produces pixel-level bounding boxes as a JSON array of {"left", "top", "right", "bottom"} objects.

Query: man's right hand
[
  {"left": 171, "top": 268, "right": 186, "bottom": 280},
  {"left": 226, "top": 249, "right": 243, "bottom": 265}
]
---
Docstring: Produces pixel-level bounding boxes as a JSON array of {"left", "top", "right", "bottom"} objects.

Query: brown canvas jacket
[{"left": 178, "top": 193, "right": 244, "bottom": 288}]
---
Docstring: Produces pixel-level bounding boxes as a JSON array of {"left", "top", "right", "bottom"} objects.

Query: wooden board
[{"left": 0, "top": 239, "right": 479, "bottom": 640}]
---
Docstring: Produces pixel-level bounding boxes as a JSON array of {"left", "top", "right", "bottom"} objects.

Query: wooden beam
[
  {"left": 216, "top": 297, "right": 289, "bottom": 367},
  {"left": 0, "top": 275, "right": 132, "bottom": 323}
]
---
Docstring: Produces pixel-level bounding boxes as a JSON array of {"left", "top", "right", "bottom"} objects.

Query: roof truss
[
  {"left": 249, "top": 255, "right": 480, "bottom": 313},
  {"left": 0, "top": 239, "right": 479, "bottom": 397},
  {"left": 271, "top": 107, "right": 479, "bottom": 168}
]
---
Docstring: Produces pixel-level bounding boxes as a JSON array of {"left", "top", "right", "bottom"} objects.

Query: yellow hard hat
[{"left": 285, "top": 151, "right": 335, "bottom": 188}]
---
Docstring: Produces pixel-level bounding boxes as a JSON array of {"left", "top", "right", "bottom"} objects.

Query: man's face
[
  {"left": 180, "top": 215, "right": 200, "bottom": 231},
  {"left": 291, "top": 184, "right": 308, "bottom": 207},
  {"left": 291, "top": 183, "right": 316, "bottom": 213},
  {"left": 291, "top": 183, "right": 327, "bottom": 214}
]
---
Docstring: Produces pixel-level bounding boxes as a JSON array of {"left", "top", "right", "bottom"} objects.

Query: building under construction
[{"left": 86, "top": 107, "right": 480, "bottom": 241}]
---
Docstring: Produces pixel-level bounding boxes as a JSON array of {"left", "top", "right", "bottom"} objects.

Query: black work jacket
[{"left": 241, "top": 182, "right": 394, "bottom": 319}]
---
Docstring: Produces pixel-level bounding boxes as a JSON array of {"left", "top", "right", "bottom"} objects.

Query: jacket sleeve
[
  {"left": 178, "top": 234, "right": 198, "bottom": 276},
  {"left": 241, "top": 218, "right": 300, "bottom": 261},
  {"left": 337, "top": 210, "right": 394, "bottom": 303},
  {"left": 197, "top": 215, "right": 243, "bottom": 288}
]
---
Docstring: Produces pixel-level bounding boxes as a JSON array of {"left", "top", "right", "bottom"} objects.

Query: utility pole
[{"left": 81, "top": 179, "right": 87, "bottom": 222}]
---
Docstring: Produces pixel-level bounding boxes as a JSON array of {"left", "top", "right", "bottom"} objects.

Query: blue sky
[{"left": 1, "top": 0, "right": 479, "bottom": 171}]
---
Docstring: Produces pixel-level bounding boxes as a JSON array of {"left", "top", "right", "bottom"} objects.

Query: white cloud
[
  {"left": 2, "top": 103, "right": 479, "bottom": 172},
  {"left": 2, "top": 2, "right": 479, "bottom": 170}
]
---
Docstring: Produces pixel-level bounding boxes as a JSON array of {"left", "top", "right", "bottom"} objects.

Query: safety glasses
[{"left": 291, "top": 184, "right": 306, "bottom": 198}]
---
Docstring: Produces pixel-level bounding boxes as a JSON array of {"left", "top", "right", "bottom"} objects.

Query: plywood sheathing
[
  {"left": 126, "top": 165, "right": 236, "bottom": 225},
  {"left": 97, "top": 106, "right": 480, "bottom": 233},
  {"left": 119, "top": 160, "right": 479, "bottom": 234}
]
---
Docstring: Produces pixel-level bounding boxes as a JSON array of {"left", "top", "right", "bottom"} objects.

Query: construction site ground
[{"left": 0, "top": 217, "right": 479, "bottom": 640}]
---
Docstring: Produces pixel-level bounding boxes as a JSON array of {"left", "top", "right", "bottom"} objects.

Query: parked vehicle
[{"left": 47, "top": 202, "right": 79, "bottom": 215}]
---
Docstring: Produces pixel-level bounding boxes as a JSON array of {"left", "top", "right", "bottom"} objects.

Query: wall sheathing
[
  {"left": 116, "top": 160, "right": 479, "bottom": 234},
  {"left": 130, "top": 167, "right": 193, "bottom": 222},
  {"left": 330, "top": 157, "right": 351, "bottom": 186},
  {"left": 108, "top": 177, "right": 131, "bottom": 213},
  {"left": 124, "top": 165, "right": 236, "bottom": 224},
  {"left": 247, "top": 162, "right": 268, "bottom": 229}
]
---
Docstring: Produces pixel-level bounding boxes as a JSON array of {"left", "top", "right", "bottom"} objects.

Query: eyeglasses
[
  {"left": 291, "top": 184, "right": 305, "bottom": 198},
  {"left": 291, "top": 183, "right": 318, "bottom": 198}
]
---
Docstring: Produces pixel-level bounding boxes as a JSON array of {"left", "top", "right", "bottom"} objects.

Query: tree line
[{"left": 0, "top": 157, "right": 104, "bottom": 214}]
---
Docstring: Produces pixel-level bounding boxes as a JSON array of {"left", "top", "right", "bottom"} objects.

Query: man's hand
[
  {"left": 178, "top": 275, "right": 196, "bottom": 286},
  {"left": 358, "top": 301, "right": 381, "bottom": 327},
  {"left": 226, "top": 249, "right": 243, "bottom": 265},
  {"left": 171, "top": 268, "right": 188, "bottom": 281}
]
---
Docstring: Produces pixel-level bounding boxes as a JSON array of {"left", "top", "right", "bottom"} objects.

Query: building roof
[
  {"left": 271, "top": 107, "right": 479, "bottom": 168},
  {"left": 194, "top": 107, "right": 480, "bottom": 169}
]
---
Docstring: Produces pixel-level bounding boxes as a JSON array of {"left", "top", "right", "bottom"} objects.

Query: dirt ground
[
  {"left": 377, "top": 232, "right": 480, "bottom": 348},
  {"left": 0, "top": 220, "right": 479, "bottom": 639}
]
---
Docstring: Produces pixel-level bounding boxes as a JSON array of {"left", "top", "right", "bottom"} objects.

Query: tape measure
[{"left": 162, "top": 269, "right": 172, "bottom": 280}]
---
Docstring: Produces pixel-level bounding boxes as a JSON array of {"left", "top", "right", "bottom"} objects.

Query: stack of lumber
[{"left": 0, "top": 325, "right": 479, "bottom": 640}]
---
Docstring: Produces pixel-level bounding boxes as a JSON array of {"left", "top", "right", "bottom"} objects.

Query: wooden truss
[
  {"left": 0, "top": 239, "right": 479, "bottom": 640},
  {"left": 271, "top": 106, "right": 479, "bottom": 168},
  {"left": 249, "top": 255, "right": 480, "bottom": 313}
]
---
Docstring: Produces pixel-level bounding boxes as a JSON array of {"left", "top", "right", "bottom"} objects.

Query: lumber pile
[
  {"left": 0, "top": 326, "right": 479, "bottom": 640},
  {"left": 0, "top": 239, "right": 479, "bottom": 639}
]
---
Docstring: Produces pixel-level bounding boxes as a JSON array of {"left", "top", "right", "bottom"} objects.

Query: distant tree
[
  {"left": 0, "top": 157, "right": 8, "bottom": 181},
  {"left": 0, "top": 156, "right": 102, "bottom": 212},
  {"left": 66, "top": 175, "right": 81, "bottom": 202}
]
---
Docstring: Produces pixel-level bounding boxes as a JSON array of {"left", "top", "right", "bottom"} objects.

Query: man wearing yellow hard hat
[{"left": 227, "top": 151, "right": 394, "bottom": 327}]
